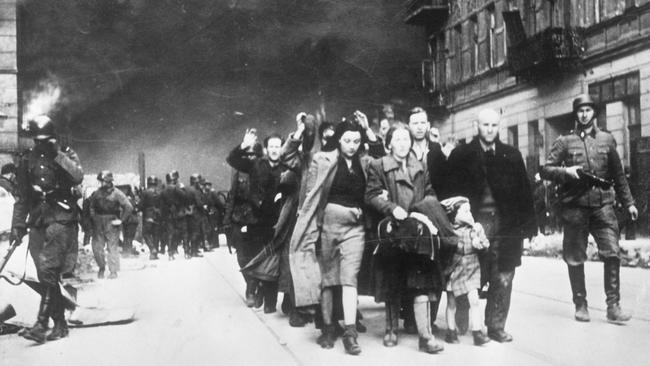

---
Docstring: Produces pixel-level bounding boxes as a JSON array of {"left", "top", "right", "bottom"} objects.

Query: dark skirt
[{"left": 372, "top": 248, "right": 442, "bottom": 303}]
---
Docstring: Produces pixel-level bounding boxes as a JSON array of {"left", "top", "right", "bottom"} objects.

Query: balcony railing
[
  {"left": 404, "top": 0, "right": 449, "bottom": 26},
  {"left": 507, "top": 27, "right": 586, "bottom": 80}
]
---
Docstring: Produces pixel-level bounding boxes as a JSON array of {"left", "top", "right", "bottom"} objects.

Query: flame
[{"left": 22, "top": 79, "right": 62, "bottom": 129}]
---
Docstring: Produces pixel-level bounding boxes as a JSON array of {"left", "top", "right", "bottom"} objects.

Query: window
[
  {"left": 470, "top": 16, "right": 479, "bottom": 75},
  {"left": 508, "top": 125, "right": 519, "bottom": 148},
  {"left": 548, "top": 0, "right": 560, "bottom": 27},
  {"left": 454, "top": 25, "right": 463, "bottom": 82},
  {"left": 527, "top": 121, "right": 539, "bottom": 156},
  {"left": 434, "top": 33, "right": 446, "bottom": 90},
  {"left": 627, "top": 99, "right": 641, "bottom": 141},
  {"left": 525, "top": 0, "right": 537, "bottom": 34},
  {"left": 487, "top": 6, "right": 496, "bottom": 68}
]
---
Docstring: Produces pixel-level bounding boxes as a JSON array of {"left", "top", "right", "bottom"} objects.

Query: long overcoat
[
  {"left": 446, "top": 137, "right": 537, "bottom": 269},
  {"left": 289, "top": 149, "right": 375, "bottom": 307}
]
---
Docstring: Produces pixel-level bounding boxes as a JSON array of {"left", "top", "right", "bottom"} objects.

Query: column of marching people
[
  {"left": 220, "top": 96, "right": 638, "bottom": 356},
  {"left": 5, "top": 93, "right": 638, "bottom": 346}
]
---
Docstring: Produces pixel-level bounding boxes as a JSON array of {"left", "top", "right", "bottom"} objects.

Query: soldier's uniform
[
  {"left": 541, "top": 94, "right": 635, "bottom": 322},
  {"left": 204, "top": 183, "right": 225, "bottom": 248},
  {"left": 89, "top": 171, "right": 133, "bottom": 278},
  {"left": 140, "top": 176, "right": 162, "bottom": 259},
  {"left": 119, "top": 186, "right": 139, "bottom": 256},
  {"left": 160, "top": 171, "right": 188, "bottom": 259},
  {"left": 186, "top": 174, "right": 206, "bottom": 257},
  {"left": 11, "top": 115, "right": 84, "bottom": 343}
]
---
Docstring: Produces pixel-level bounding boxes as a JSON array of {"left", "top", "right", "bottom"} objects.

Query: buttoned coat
[
  {"left": 289, "top": 149, "right": 375, "bottom": 306},
  {"left": 446, "top": 137, "right": 536, "bottom": 269}
]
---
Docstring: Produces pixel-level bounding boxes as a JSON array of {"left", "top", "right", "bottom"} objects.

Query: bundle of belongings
[{"left": 375, "top": 196, "right": 459, "bottom": 270}]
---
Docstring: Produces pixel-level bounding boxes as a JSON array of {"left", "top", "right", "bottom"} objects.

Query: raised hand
[{"left": 240, "top": 128, "right": 258, "bottom": 150}]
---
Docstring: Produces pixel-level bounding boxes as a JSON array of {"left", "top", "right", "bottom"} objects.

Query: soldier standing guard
[
  {"left": 10, "top": 115, "right": 84, "bottom": 343},
  {"left": 541, "top": 94, "right": 638, "bottom": 323},
  {"left": 89, "top": 171, "right": 133, "bottom": 279}
]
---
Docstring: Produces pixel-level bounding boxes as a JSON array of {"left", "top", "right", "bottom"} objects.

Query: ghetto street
[{"left": 1, "top": 249, "right": 648, "bottom": 366}]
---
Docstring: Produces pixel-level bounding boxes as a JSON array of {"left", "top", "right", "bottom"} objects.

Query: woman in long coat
[
  {"left": 289, "top": 113, "right": 383, "bottom": 355},
  {"left": 365, "top": 123, "right": 445, "bottom": 354}
]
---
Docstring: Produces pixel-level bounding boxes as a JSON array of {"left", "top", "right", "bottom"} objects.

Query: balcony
[
  {"left": 404, "top": 0, "right": 449, "bottom": 27},
  {"left": 507, "top": 27, "right": 586, "bottom": 81}
]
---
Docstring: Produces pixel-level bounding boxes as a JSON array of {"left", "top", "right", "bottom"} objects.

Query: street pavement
[{"left": 1, "top": 248, "right": 649, "bottom": 366}]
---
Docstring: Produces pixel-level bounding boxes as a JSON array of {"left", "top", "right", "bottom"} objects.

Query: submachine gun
[{"left": 554, "top": 168, "right": 613, "bottom": 205}]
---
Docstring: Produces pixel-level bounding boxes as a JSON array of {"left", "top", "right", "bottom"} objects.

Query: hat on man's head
[
  {"left": 28, "top": 115, "right": 56, "bottom": 140},
  {"left": 97, "top": 170, "right": 114, "bottom": 183},
  {"left": 572, "top": 94, "right": 597, "bottom": 113}
]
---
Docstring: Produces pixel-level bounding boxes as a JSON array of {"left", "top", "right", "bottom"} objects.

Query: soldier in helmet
[
  {"left": 88, "top": 170, "right": 134, "bottom": 279},
  {"left": 160, "top": 170, "right": 188, "bottom": 259},
  {"left": 10, "top": 115, "right": 84, "bottom": 343},
  {"left": 186, "top": 173, "right": 206, "bottom": 257},
  {"left": 159, "top": 173, "right": 175, "bottom": 258},
  {"left": 203, "top": 181, "right": 225, "bottom": 248},
  {"left": 198, "top": 176, "right": 213, "bottom": 251},
  {"left": 140, "top": 175, "right": 162, "bottom": 260},
  {"left": 541, "top": 94, "right": 638, "bottom": 323}
]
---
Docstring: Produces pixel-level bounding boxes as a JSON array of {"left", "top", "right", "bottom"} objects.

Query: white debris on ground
[{"left": 524, "top": 233, "right": 650, "bottom": 268}]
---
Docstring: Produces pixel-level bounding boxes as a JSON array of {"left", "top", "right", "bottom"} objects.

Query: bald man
[{"left": 446, "top": 108, "right": 536, "bottom": 342}]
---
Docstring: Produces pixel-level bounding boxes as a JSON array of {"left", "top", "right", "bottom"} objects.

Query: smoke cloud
[
  {"left": 22, "top": 77, "right": 63, "bottom": 127},
  {"left": 19, "top": 0, "right": 426, "bottom": 188}
]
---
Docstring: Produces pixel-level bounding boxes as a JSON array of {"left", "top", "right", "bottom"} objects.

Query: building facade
[
  {"left": 406, "top": 0, "right": 650, "bottom": 235},
  {"left": 0, "top": 0, "right": 17, "bottom": 166}
]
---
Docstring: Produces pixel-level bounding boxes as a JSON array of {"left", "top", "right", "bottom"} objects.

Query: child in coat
[{"left": 440, "top": 196, "right": 491, "bottom": 346}]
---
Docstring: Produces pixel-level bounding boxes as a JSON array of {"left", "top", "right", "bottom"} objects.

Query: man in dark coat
[
  {"left": 446, "top": 108, "right": 536, "bottom": 343},
  {"left": 227, "top": 129, "right": 287, "bottom": 313}
]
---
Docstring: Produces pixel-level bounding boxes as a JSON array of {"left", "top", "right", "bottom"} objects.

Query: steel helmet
[
  {"left": 28, "top": 115, "right": 56, "bottom": 140},
  {"left": 146, "top": 175, "right": 158, "bottom": 186},
  {"left": 190, "top": 173, "right": 201, "bottom": 185},
  {"left": 572, "top": 94, "right": 597, "bottom": 113},
  {"left": 97, "top": 170, "right": 114, "bottom": 183}
]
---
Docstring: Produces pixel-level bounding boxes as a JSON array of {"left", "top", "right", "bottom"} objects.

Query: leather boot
[
  {"left": 568, "top": 264, "right": 590, "bottom": 322},
  {"left": 22, "top": 286, "right": 54, "bottom": 344},
  {"left": 355, "top": 310, "right": 366, "bottom": 333},
  {"left": 288, "top": 309, "right": 308, "bottom": 327},
  {"left": 47, "top": 293, "right": 69, "bottom": 341},
  {"left": 472, "top": 330, "right": 491, "bottom": 346},
  {"left": 414, "top": 297, "right": 444, "bottom": 354},
  {"left": 445, "top": 329, "right": 459, "bottom": 344},
  {"left": 263, "top": 281, "right": 278, "bottom": 314},
  {"left": 383, "top": 301, "right": 398, "bottom": 347},
  {"left": 253, "top": 281, "right": 264, "bottom": 309},
  {"left": 316, "top": 323, "right": 336, "bottom": 349},
  {"left": 604, "top": 258, "right": 631, "bottom": 322},
  {"left": 281, "top": 294, "right": 292, "bottom": 315},
  {"left": 342, "top": 324, "right": 361, "bottom": 355}
]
